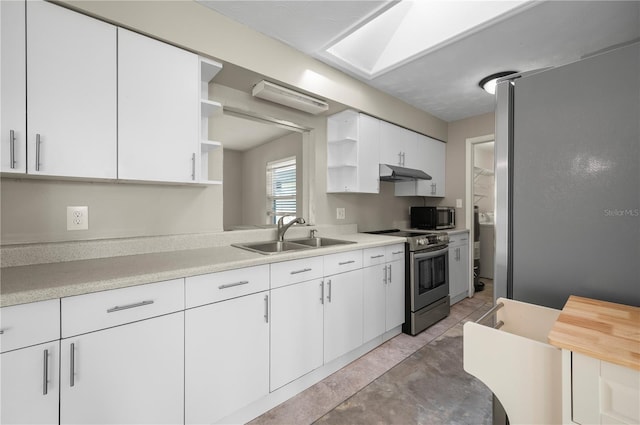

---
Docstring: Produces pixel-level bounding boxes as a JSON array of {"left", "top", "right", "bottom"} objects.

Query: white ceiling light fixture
[
  {"left": 479, "top": 71, "right": 518, "bottom": 95},
  {"left": 252, "top": 80, "right": 329, "bottom": 115}
]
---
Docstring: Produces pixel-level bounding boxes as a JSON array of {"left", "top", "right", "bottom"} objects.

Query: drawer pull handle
[
  {"left": 264, "top": 294, "right": 269, "bottom": 323},
  {"left": 338, "top": 260, "right": 355, "bottom": 265},
  {"left": 43, "top": 349, "right": 49, "bottom": 395},
  {"left": 106, "top": 300, "right": 154, "bottom": 313},
  {"left": 70, "top": 343, "right": 75, "bottom": 387},
  {"left": 218, "top": 280, "right": 249, "bottom": 290},
  {"left": 10, "top": 130, "right": 16, "bottom": 169},
  {"left": 370, "top": 254, "right": 384, "bottom": 259},
  {"left": 35, "top": 133, "right": 42, "bottom": 171},
  {"left": 0, "top": 330, "right": 4, "bottom": 335},
  {"left": 392, "top": 251, "right": 404, "bottom": 255},
  {"left": 290, "top": 268, "right": 312, "bottom": 275}
]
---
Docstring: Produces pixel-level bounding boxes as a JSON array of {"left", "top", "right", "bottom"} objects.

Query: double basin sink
[{"left": 233, "top": 237, "right": 355, "bottom": 255}]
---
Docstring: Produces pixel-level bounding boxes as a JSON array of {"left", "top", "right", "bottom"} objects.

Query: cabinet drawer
[
  {"left": 1, "top": 299, "right": 60, "bottom": 353},
  {"left": 186, "top": 264, "right": 269, "bottom": 308},
  {"left": 363, "top": 246, "right": 386, "bottom": 267},
  {"left": 271, "top": 256, "right": 323, "bottom": 289},
  {"left": 449, "top": 232, "right": 469, "bottom": 247},
  {"left": 324, "top": 250, "right": 362, "bottom": 276},
  {"left": 386, "top": 244, "right": 405, "bottom": 262},
  {"left": 61, "top": 278, "right": 184, "bottom": 337}
]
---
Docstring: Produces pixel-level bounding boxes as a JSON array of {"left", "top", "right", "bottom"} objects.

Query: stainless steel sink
[
  {"left": 289, "top": 237, "right": 356, "bottom": 248},
  {"left": 233, "top": 237, "right": 355, "bottom": 255},
  {"left": 232, "top": 240, "right": 312, "bottom": 255}
]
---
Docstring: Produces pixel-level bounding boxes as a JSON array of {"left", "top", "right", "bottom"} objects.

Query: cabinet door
[
  {"left": 363, "top": 264, "right": 386, "bottom": 342},
  {"left": 118, "top": 28, "right": 199, "bottom": 183},
  {"left": 449, "top": 243, "right": 469, "bottom": 305},
  {"left": 379, "top": 121, "right": 404, "bottom": 166},
  {"left": 386, "top": 259, "right": 405, "bottom": 331},
  {"left": 1, "top": 0, "right": 26, "bottom": 173},
  {"left": 60, "top": 312, "right": 184, "bottom": 424},
  {"left": 415, "top": 135, "right": 446, "bottom": 197},
  {"left": 185, "top": 292, "right": 269, "bottom": 424},
  {"left": 27, "top": 0, "right": 117, "bottom": 179},
  {"left": 324, "top": 269, "right": 364, "bottom": 363},
  {"left": 1, "top": 341, "right": 59, "bottom": 425},
  {"left": 270, "top": 279, "right": 324, "bottom": 391}
]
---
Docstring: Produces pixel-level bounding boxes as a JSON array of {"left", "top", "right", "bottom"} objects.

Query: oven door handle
[{"left": 412, "top": 246, "right": 449, "bottom": 259}]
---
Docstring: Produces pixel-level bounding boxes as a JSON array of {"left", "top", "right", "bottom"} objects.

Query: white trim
[{"left": 465, "top": 134, "right": 495, "bottom": 299}]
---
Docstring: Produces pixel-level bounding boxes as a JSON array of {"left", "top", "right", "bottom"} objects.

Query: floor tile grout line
[{"left": 310, "top": 297, "right": 493, "bottom": 424}]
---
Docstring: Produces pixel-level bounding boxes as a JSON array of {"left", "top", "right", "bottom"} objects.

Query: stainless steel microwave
[{"left": 410, "top": 206, "right": 456, "bottom": 230}]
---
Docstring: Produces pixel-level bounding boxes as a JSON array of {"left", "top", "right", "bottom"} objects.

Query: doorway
[{"left": 465, "top": 134, "right": 495, "bottom": 300}]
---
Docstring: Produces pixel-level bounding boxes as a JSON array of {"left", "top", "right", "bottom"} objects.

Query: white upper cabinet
[
  {"left": 1, "top": 0, "right": 26, "bottom": 174},
  {"left": 379, "top": 121, "right": 418, "bottom": 169},
  {"left": 326, "top": 110, "right": 380, "bottom": 193},
  {"left": 26, "top": 0, "right": 117, "bottom": 179},
  {"left": 395, "top": 134, "right": 446, "bottom": 197},
  {"left": 118, "top": 28, "right": 199, "bottom": 183}
]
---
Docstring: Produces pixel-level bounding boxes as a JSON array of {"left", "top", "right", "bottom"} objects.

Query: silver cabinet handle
[
  {"left": 383, "top": 265, "right": 388, "bottom": 284},
  {"left": 9, "top": 130, "right": 16, "bottom": 169},
  {"left": 370, "top": 254, "right": 384, "bottom": 259},
  {"left": 320, "top": 281, "right": 324, "bottom": 304},
  {"left": 191, "top": 153, "right": 196, "bottom": 181},
  {"left": 35, "top": 133, "right": 42, "bottom": 171},
  {"left": 218, "top": 280, "right": 249, "bottom": 290},
  {"left": 0, "top": 329, "right": 4, "bottom": 335},
  {"left": 431, "top": 183, "right": 436, "bottom": 195},
  {"left": 106, "top": 300, "right": 154, "bottom": 313},
  {"left": 388, "top": 264, "right": 392, "bottom": 282},
  {"left": 397, "top": 151, "right": 402, "bottom": 166},
  {"left": 392, "top": 251, "right": 404, "bottom": 255},
  {"left": 290, "top": 268, "right": 312, "bottom": 275},
  {"left": 402, "top": 152, "right": 406, "bottom": 166},
  {"left": 264, "top": 294, "right": 269, "bottom": 323},
  {"left": 326, "top": 279, "right": 332, "bottom": 302},
  {"left": 43, "top": 349, "right": 49, "bottom": 395},
  {"left": 338, "top": 260, "right": 355, "bottom": 266},
  {"left": 70, "top": 343, "right": 75, "bottom": 387}
]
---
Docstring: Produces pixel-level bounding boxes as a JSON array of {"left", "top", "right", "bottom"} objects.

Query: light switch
[{"left": 456, "top": 199, "right": 463, "bottom": 208}]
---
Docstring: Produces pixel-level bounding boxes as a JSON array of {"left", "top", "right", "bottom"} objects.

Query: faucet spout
[{"left": 277, "top": 216, "right": 306, "bottom": 242}]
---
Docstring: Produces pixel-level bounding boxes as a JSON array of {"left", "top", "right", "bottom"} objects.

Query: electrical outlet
[
  {"left": 336, "top": 207, "right": 346, "bottom": 220},
  {"left": 67, "top": 206, "right": 88, "bottom": 231},
  {"left": 456, "top": 199, "right": 463, "bottom": 208}
]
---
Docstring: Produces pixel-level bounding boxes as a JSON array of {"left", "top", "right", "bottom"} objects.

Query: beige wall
[
  {"left": 444, "top": 112, "right": 496, "bottom": 230},
  {"left": 222, "top": 149, "right": 243, "bottom": 230}
]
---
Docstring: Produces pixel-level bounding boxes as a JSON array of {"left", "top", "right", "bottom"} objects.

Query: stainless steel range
[{"left": 366, "top": 229, "right": 450, "bottom": 335}]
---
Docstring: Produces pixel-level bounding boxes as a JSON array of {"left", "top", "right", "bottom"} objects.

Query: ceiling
[{"left": 197, "top": 0, "right": 639, "bottom": 123}]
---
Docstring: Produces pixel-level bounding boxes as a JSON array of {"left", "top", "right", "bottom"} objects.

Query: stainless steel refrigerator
[{"left": 494, "top": 41, "right": 640, "bottom": 310}]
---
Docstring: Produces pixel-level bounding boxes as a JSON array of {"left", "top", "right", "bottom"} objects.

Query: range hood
[{"left": 379, "top": 164, "right": 432, "bottom": 182}]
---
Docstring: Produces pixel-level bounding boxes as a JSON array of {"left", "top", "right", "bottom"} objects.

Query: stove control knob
[{"left": 417, "top": 239, "right": 425, "bottom": 246}]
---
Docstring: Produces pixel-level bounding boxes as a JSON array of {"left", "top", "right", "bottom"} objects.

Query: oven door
[{"left": 410, "top": 246, "right": 449, "bottom": 311}]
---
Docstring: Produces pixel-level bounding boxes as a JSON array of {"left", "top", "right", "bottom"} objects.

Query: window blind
[{"left": 266, "top": 157, "right": 296, "bottom": 224}]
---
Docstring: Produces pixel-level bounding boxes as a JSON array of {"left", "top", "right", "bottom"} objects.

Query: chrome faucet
[{"left": 277, "top": 216, "right": 306, "bottom": 242}]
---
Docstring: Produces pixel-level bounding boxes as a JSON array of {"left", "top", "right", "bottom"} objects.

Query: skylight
[{"left": 324, "top": 0, "right": 531, "bottom": 79}]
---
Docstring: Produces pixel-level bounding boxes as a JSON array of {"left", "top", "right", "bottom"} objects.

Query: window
[{"left": 266, "top": 157, "right": 296, "bottom": 224}]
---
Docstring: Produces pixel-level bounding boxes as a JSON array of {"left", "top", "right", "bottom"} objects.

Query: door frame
[{"left": 465, "top": 133, "right": 495, "bottom": 298}]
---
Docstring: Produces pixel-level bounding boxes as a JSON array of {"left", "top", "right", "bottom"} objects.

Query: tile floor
[{"left": 251, "top": 281, "right": 495, "bottom": 425}]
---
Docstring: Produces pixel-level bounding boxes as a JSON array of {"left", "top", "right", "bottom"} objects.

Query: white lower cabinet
[
  {"left": 1, "top": 341, "right": 60, "bottom": 425},
  {"left": 363, "top": 245, "right": 405, "bottom": 342},
  {"left": 59, "top": 312, "right": 184, "bottom": 424},
  {"left": 1, "top": 299, "right": 60, "bottom": 425},
  {"left": 571, "top": 352, "right": 639, "bottom": 425},
  {"left": 324, "top": 268, "right": 364, "bottom": 363},
  {"left": 385, "top": 257, "right": 405, "bottom": 331},
  {"left": 448, "top": 232, "right": 470, "bottom": 305},
  {"left": 185, "top": 291, "right": 270, "bottom": 424},
  {"left": 270, "top": 279, "right": 324, "bottom": 391}
]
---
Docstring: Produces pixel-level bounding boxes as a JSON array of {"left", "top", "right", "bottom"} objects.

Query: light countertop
[
  {"left": 548, "top": 295, "right": 640, "bottom": 370},
  {"left": 0, "top": 233, "right": 404, "bottom": 307}
]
